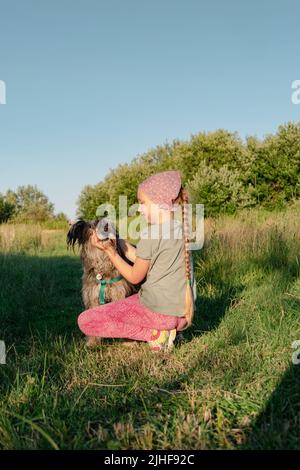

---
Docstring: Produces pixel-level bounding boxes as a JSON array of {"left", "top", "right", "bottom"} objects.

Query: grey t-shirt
[{"left": 136, "top": 219, "right": 192, "bottom": 317}]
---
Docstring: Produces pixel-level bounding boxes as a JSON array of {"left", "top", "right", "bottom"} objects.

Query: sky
[{"left": 0, "top": 0, "right": 300, "bottom": 218}]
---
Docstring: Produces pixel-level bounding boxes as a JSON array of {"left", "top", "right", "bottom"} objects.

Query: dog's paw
[
  {"left": 85, "top": 336, "right": 102, "bottom": 349},
  {"left": 174, "top": 332, "right": 186, "bottom": 345}
]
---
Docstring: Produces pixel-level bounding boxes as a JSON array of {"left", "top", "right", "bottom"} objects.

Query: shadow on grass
[
  {"left": 0, "top": 249, "right": 242, "bottom": 347},
  {"left": 190, "top": 228, "right": 300, "bottom": 340},
  {"left": 0, "top": 253, "right": 83, "bottom": 346},
  {"left": 251, "top": 228, "right": 299, "bottom": 279},
  {"left": 50, "top": 342, "right": 218, "bottom": 449},
  {"left": 187, "top": 250, "right": 247, "bottom": 341},
  {"left": 240, "top": 364, "right": 300, "bottom": 450}
]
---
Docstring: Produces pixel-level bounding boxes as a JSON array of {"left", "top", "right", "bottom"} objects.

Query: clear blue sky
[{"left": 0, "top": 0, "right": 299, "bottom": 218}]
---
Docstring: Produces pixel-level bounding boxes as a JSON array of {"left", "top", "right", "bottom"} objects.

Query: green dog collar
[{"left": 96, "top": 274, "right": 123, "bottom": 304}]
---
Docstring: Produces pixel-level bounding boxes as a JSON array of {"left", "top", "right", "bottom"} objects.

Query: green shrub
[
  {"left": 187, "top": 162, "right": 257, "bottom": 217},
  {"left": 77, "top": 122, "right": 300, "bottom": 219}
]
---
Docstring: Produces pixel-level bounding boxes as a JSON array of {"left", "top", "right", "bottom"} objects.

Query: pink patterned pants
[{"left": 78, "top": 293, "right": 188, "bottom": 342}]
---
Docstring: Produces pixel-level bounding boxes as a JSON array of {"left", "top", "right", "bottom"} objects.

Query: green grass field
[{"left": 0, "top": 206, "right": 300, "bottom": 450}]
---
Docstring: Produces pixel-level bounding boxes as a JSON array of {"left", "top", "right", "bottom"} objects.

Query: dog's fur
[{"left": 67, "top": 218, "right": 140, "bottom": 310}]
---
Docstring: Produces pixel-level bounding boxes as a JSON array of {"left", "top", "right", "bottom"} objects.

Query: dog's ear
[
  {"left": 115, "top": 232, "right": 125, "bottom": 258},
  {"left": 66, "top": 220, "right": 92, "bottom": 249}
]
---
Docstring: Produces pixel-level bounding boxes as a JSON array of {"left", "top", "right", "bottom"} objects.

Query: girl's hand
[{"left": 91, "top": 232, "right": 116, "bottom": 255}]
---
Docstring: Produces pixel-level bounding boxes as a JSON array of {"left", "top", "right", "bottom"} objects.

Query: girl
[{"left": 77, "top": 170, "right": 196, "bottom": 352}]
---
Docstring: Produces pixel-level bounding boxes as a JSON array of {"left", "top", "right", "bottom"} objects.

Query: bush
[
  {"left": 0, "top": 197, "right": 15, "bottom": 223},
  {"left": 187, "top": 162, "right": 257, "bottom": 217},
  {"left": 77, "top": 122, "right": 300, "bottom": 218}
]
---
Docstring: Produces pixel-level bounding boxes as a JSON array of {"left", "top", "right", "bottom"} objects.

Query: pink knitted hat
[{"left": 138, "top": 170, "right": 182, "bottom": 211}]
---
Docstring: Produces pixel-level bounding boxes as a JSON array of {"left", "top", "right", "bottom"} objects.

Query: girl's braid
[
  {"left": 175, "top": 185, "right": 195, "bottom": 330},
  {"left": 181, "top": 188, "right": 191, "bottom": 284}
]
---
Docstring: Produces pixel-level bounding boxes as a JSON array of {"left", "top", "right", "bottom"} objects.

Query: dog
[
  {"left": 67, "top": 217, "right": 141, "bottom": 346},
  {"left": 67, "top": 217, "right": 139, "bottom": 308}
]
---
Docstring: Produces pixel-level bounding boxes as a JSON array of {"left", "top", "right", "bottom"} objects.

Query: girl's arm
[
  {"left": 91, "top": 233, "right": 149, "bottom": 285},
  {"left": 118, "top": 238, "right": 137, "bottom": 263}
]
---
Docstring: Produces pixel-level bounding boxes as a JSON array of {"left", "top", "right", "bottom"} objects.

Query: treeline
[
  {"left": 2, "top": 122, "right": 299, "bottom": 225},
  {"left": 0, "top": 185, "right": 68, "bottom": 226},
  {"left": 77, "top": 122, "right": 300, "bottom": 219}
]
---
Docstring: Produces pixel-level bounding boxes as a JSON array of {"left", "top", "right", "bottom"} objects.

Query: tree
[
  {"left": 246, "top": 122, "right": 300, "bottom": 208},
  {"left": 0, "top": 195, "right": 15, "bottom": 223},
  {"left": 11, "top": 185, "right": 54, "bottom": 222}
]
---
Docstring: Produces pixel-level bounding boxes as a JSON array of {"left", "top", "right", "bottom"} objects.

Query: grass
[{"left": 0, "top": 202, "right": 300, "bottom": 450}]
